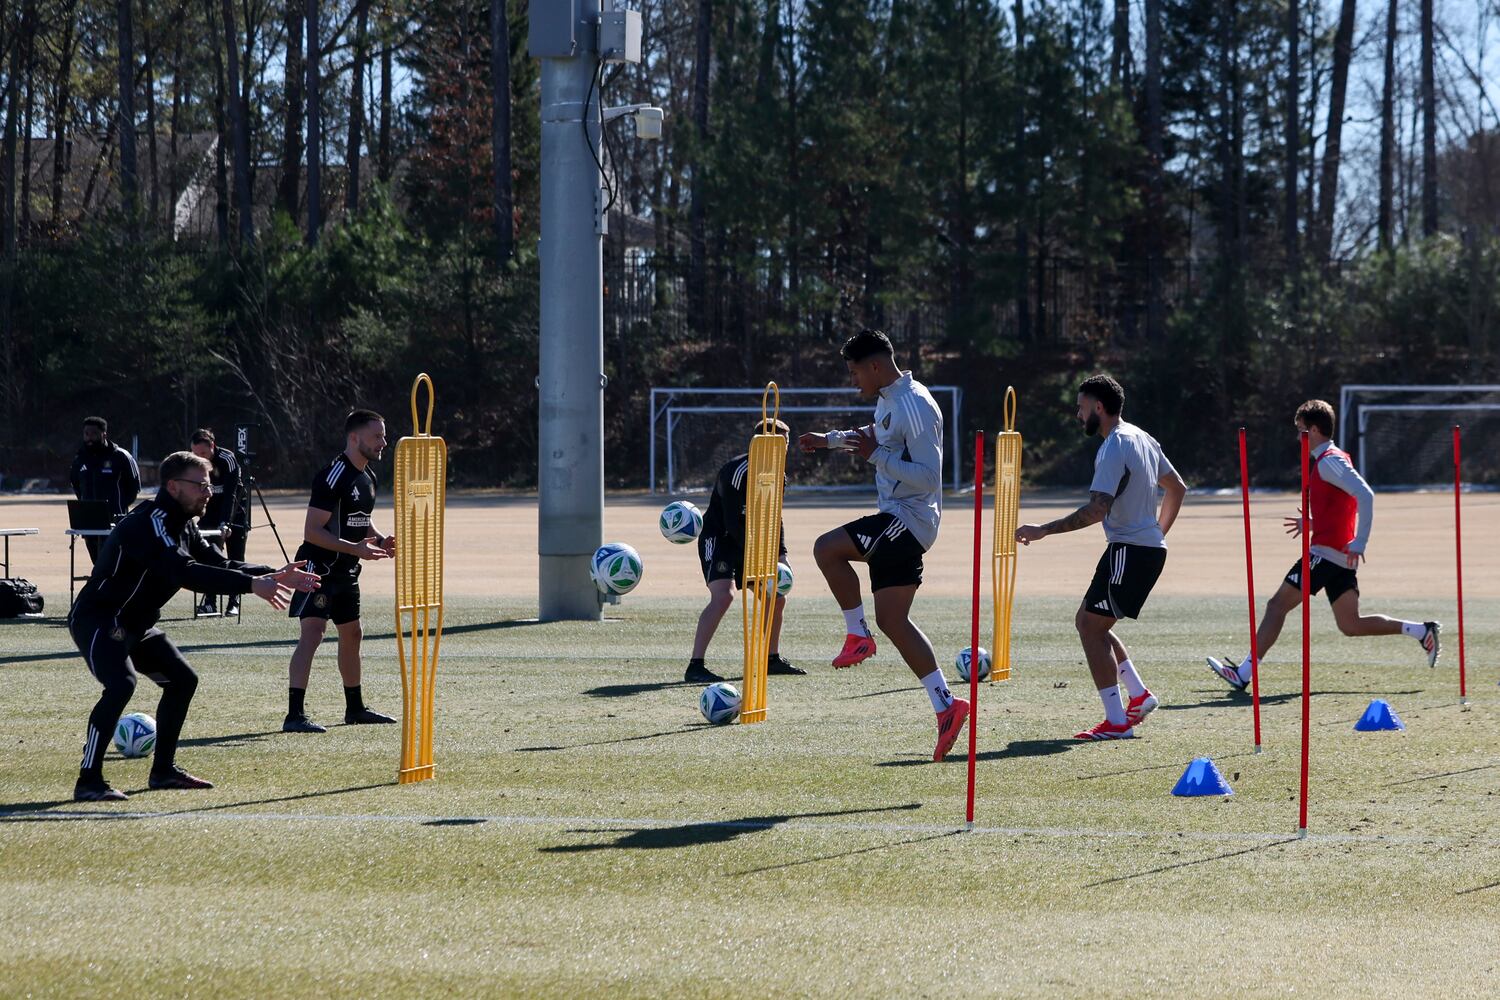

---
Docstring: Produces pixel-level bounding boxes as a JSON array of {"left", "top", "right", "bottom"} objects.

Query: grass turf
[{"left": 2, "top": 592, "right": 1499, "bottom": 998}]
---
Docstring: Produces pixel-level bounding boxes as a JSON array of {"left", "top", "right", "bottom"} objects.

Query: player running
[
  {"left": 1206, "top": 399, "right": 1440, "bottom": 691},
  {"left": 685, "top": 419, "right": 803, "bottom": 684},
  {"left": 283, "top": 409, "right": 398, "bottom": 733},
  {"left": 1016, "top": 374, "right": 1187, "bottom": 741},
  {"left": 799, "top": 329, "right": 967, "bottom": 762},
  {"left": 69, "top": 451, "right": 319, "bottom": 801}
]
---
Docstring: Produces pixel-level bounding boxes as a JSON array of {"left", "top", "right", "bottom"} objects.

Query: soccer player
[
  {"left": 189, "top": 428, "right": 247, "bottom": 617},
  {"left": 69, "top": 451, "right": 319, "bottom": 801},
  {"left": 1015, "top": 374, "right": 1187, "bottom": 741},
  {"left": 799, "top": 329, "right": 968, "bottom": 762},
  {"left": 685, "top": 419, "right": 803, "bottom": 684},
  {"left": 282, "top": 409, "right": 398, "bottom": 733},
  {"left": 1207, "top": 399, "right": 1440, "bottom": 691}
]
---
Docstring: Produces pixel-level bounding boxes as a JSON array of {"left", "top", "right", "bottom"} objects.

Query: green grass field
[{"left": 3, "top": 593, "right": 1499, "bottom": 998}]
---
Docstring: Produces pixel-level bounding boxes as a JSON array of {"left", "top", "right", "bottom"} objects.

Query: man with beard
[
  {"left": 69, "top": 451, "right": 320, "bottom": 801},
  {"left": 69, "top": 416, "right": 141, "bottom": 562},
  {"left": 282, "top": 409, "right": 398, "bottom": 733},
  {"left": 1016, "top": 374, "right": 1187, "bottom": 741},
  {"left": 189, "top": 428, "right": 248, "bottom": 617}
]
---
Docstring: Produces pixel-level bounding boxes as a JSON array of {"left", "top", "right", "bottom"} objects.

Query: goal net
[
  {"left": 649, "top": 386, "right": 964, "bottom": 495},
  {"left": 1341, "top": 384, "right": 1500, "bottom": 488}
]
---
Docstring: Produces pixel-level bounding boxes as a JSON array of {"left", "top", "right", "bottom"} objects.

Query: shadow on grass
[
  {"left": 424, "top": 817, "right": 486, "bottom": 827},
  {"left": 162, "top": 618, "right": 547, "bottom": 655},
  {"left": 842, "top": 686, "right": 918, "bottom": 701},
  {"left": 1457, "top": 880, "right": 1500, "bottom": 896},
  {"left": 583, "top": 680, "right": 709, "bottom": 699},
  {"left": 1386, "top": 763, "right": 1500, "bottom": 787},
  {"left": 731, "top": 830, "right": 961, "bottom": 875},
  {"left": 178, "top": 729, "right": 283, "bottom": 748},
  {"left": 513, "top": 724, "right": 714, "bottom": 752},
  {"left": 539, "top": 802, "right": 923, "bottom": 854},
  {"left": 1084, "top": 837, "right": 1302, "bottom": 888},
  {"left": 0, "top": 781, "right": 390, "bottom": 823},
  {"left": 875, "top": 738, "right": 1077, "bottom": 768},
  {"left": 1077, "top": 749, "right": 1258, "bottom": 782},
  {"left": 1161, "top": 689, "right": 1423, "bottom": 712}
]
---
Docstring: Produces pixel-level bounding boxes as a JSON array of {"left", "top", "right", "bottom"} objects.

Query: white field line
[{"left": 4, "top": 806, "right": 1499, "bottom": 848}]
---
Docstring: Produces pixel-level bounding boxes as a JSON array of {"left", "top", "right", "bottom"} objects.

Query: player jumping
[
  {"left": 1016, "top": 374, "right": 1187, "bottom": 741},
  {"left": 1206, "top": 399, "right": 1440, "bottom": 691},
  {"left": 685, "top": 419, "right": 803, "bottom": 683},
  {"left": 800, "top": 329, "right": 967, "bottom": 762}
]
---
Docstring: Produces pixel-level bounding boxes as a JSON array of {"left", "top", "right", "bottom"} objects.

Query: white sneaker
[{"left": 1206, "top": 656, "right": 1249, "bottom": 692}]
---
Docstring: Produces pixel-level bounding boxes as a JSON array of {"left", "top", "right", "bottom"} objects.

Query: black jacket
[
  {"left": 71, "top": 492, "right": 274, "bottom": 633},
  {"left": 69, "top": 441, "right": 141, "bottom": 516},
  {"left": 204, "top": 446, "right": 247, "bottom": 529}
]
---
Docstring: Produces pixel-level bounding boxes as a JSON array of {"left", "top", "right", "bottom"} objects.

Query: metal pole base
[
  {"left": 1461, "top": 697, "right": 1471, "bottom": 712},
  {"left": 539, "top": 555, "right": 603, "bottom": 621},
  {"left": 1254, "top": 744, "right": 1263, "bottom": 754},
  {"left": 1297, "top": 827, "right": 1308, "bottom": 839}
]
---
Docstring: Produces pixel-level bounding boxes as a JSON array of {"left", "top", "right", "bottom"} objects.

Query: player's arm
[
  {"left": 869, "top": 407, "right": 941, "bottom": 490},
  {"left": 1156, "top": 462, "right": 1188, "bottom": 537},
  {"left": 303, "top": 507, "right": 388, "bottom": 560},
  {"left": 1018, "top": 491, "right": 1114, "bottom": 544},
  {"left": 1320, "top": 454, "right": 1376, "bottom": 560},
  {"left": 188, "top": 524, "right": 274, "bottom": 575},
  {"left": 69, "top": 452, "right": 84, "bottom": 497},
  {"left": 138, "top": 522, "right": 265, "bottom": 595},
  {"left": 799, "top": 424, "right": 875, "bottom": 453},
  {"left": 367, "top": 519, "right": 396, "bottom": 556},
  {"left": 221, "top": 453, "right": 244, "bottom": 533},
  {"left": 121, "top": 450, "right": 141, "bottom": 507}
]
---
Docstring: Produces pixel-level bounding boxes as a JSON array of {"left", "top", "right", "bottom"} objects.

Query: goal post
[
  {"left": 649, "top": 385, "right": 964, "bottom": 494},
  {"left": 1340, "top": 385, "right": 1500, "bottom": 488}
]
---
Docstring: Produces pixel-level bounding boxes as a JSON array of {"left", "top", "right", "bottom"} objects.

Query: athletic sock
[
  {"left": 1099, "top": 685, "right": 1127, "bottom": 726},
  {"left": 288, "top": 687, "right": 306, "bottom": 718},
  {"left": 1399, "top": 621, "right": 1427, "bottom": 639},
  {"left": 1237, "top": 655, "right": 1255, "bottom": 683},
  {"left": 920, "top": 670, "right": 954, "bottom": 713},
  {"left": 344, "top": 685, "right": 364, "bottom": 713},
  {"left": 1117, "top": 658, "right": 1147, "bottom": 698},
  {"left": 688, "top": 657, "right": 705, "bottom": 669},
  {"left": 842, "top": 605, "right": 869, "bottom": 637}
]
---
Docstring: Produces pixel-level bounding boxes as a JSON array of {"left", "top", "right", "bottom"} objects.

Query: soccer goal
[
  {"left": 1340, "top": 384, "right": 1500, "bottom": 488},
  {"left": 649, "top": 385, "right": 964, "bottom": 494}
]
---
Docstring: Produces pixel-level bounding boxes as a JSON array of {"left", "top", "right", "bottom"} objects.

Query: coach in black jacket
[
  {"left": 69, "top": 416, "right": 142, "bottom": 562},
  {"left": 190, "top": 428, "right": 248, "bottom": 615},
  {"left": 69, "top": 451, "right": 320, "bottom": 802}
]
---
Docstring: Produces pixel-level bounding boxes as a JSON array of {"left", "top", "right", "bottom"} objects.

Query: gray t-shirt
[{"left": 1089, "top": 421, "right": 1177, "bottom": 548}]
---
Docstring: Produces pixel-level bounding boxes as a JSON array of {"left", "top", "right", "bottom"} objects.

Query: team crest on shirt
[{"left": 882, "top": 414, "right": 891, "bottom": 429}]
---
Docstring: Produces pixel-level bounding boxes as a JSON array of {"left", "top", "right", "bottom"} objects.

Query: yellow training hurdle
[
  {"left": 739, "top": 382, "right": 786, "bottom": 724},
  {"left": 991, "top": 387, "right": 1022, "bottom": 682}
]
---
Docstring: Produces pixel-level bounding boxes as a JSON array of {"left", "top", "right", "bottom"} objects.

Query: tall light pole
[{"left": 530, "top": 1, "right": 653, "bottom": 620}]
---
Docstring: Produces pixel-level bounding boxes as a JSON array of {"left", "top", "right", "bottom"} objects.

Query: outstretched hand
[
  {"left": 354, "top": 539, "right": 391, "bottom": 561},
  {"left": 852, "top": 428, "right": 878, "bottom": 460},
  {"left": 1283, "top": 509, "right": 1307, "bottom": 538},
  {"left": 1015, "top": 524, "right": 1047, "bottom": 546},
  {"left": 274, "top": 560, "right": 322, "bottom": 592},
  {"left": 798, "top": 432, "right": 827, "bottom": 453}
]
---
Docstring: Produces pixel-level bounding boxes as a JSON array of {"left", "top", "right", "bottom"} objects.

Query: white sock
[
  {"left": 842, "top": 605, "right": 869, "bottom": 637},
  {"left": 1117, "top": 658, "right": 1146, "bottom": 698},
  {"left": 1237, "top": 654, "right": 1255, "bottom": 682},
  {"left": 921, "top": 670, "right": 954, "bottom": 713},
  {"left": 1099, "top": 685, "right": 1127, "bottom": 726},
  {"left": 1400, "top": 621, "right": 1426, "bottom": 639}
]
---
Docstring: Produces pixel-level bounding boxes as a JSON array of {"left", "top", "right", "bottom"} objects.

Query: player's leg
[
  {"left": 336, "top": 594, "right": 394, "bottom": 724},
  {"left": 225, "top": 528, "right": 248, "bottom": 615},
  {"left": 687, "top": 578, "right": 736, "bottom": 683},
  {"left": 1207, "top": 578, "right": 1303, "bottom": 692},
  {"left": 71, "top": 618, "right": 136, "bottom": 800},
  {"left": 1074, "top": 546, "right": 1135, "bottom": 739},
  {"left": 285, "top": 614, "right": 329, "bottom": 733},
  {"left": 816, "top": 520, "right": 876, "bottom": 667},
  {"left": 131, "top": 631, "right": 213, "bottom": 789},
  {"left": 1329, "top": 589, "right": 1441, "bottom": 665},
  {"left": 871, "top": 583, "right": 968, "bottom": 761},
  {"left": 767, "top": 594, "right": 804, "bottom": 674},
  {"left": 1111, "top": 629, "right": 1159, "bottom": 725}
]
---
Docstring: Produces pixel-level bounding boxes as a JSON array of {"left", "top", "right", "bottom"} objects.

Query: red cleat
[
  {"left": 1074, "top": 719, "right": 1136, "bottom": 741},
  {"left": 831, "top": 632, "right": 877, "bottom": 669},
  {"left": 933, "top": 698, "right": 970, "bottom": 761},
  {"left": 1126, "top": 690, "right": 1159, "bottom": 727}
]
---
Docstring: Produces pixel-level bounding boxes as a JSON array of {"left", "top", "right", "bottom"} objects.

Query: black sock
[
  {"left": 344, "top": 685, "right": 364, "bottom": 713},
  {"left": 289, "top": 687, "right": 306, "bottom": 718}
]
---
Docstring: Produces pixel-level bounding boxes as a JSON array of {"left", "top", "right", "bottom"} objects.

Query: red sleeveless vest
[{"left": 1310, "top": 445, "right": 1358, "bottom": 553}]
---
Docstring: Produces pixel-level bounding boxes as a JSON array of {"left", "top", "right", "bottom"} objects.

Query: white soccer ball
[
  {"left": 114, "top": 712, "right": 157, "bottom": 758},
  {"left": 776, "top": 562, "right": 793, "bottom": 597},
  {"left": 591, "top": 542, "right": 644, "bottom": 595},
  {"left": 659, "top": 500, "right": 703, "bottom": 544},
  {"left": 955, "top": 647, "right": 992, "bottom": 683},
  {"left": 700, "top": 682, "right": 742, "bottom": 725}
]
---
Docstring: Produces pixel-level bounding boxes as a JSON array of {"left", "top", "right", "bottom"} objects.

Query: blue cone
[
  {"left": 1171, "top": 757, "right": 1233, "bottom": 797},
  {"left": 1354, "top": 699, "right": 1405, "bottom": 732}
]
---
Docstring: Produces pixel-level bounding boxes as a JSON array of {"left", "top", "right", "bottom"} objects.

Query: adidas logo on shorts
[
  {"left": 1094, "top": 600, "right": 1110, "bottom": 611},
  {"left": 857, "top": 534, "right": 873, "bottom": 548}
]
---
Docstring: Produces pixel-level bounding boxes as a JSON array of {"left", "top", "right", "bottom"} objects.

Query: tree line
[{"left": 0, "top": 0, "right": 1494, "bottom": 490}]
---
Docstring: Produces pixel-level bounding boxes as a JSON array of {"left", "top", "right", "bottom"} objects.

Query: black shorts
[
  {"left": 1284, "top": 556, "right": 1359, "bottom": 605},
  {"left": 289, "top": 581, "right": 361, "bottom": 625},
  {"left": 843, "top": 512, "right": 925, "bottom": 592},
  {"left": 699, "top": 534, "right": 743, "bottom": 586},
  {"left": 1084, "top": 543, "right": 1167, "bottom": 620}
]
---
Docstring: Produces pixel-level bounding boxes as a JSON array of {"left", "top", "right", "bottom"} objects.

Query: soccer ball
[
  {"left": 113, "top": 712, "right": 157, "bottom": 758},
  {"left": 659, "top": 501, "right": 703, "bottom": 544},
  {"left": 591, "top": 542, "right": 644, "bottom": 595},
  {"left": 699, "top": 682, "right": 742, "bottom": 725},
  {"left": 955, "top": 647, "right": 992, "bottom": 683},
  {"left": 776, "top": 562, "right": 793, "bottom": 597}
]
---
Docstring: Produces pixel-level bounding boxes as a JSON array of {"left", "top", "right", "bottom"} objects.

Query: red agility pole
[
  {"left": 1239, "top": 428, "right": 1263, "bottom": 753},
  {"left": 966, "top": 431, "right": 985, "bottom": 830},
  {"left": 1298, "top": 429, "right": 1312, "bottom": 838},
  {"left": 1454, "top": 425, "right": 1468, "bottom": 708}
]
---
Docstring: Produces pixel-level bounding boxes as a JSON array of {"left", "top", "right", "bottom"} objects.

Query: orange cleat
[
  {"left": 933, "top": 698, "right": 970, "bottom": 762},
  {"left": 831, "top": 632, "right": 877, "bottom": 669}
]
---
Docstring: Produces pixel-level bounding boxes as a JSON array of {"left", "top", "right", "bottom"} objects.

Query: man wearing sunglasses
[{"left": 68, "top": 451, "right": 321, "bottom": 802}]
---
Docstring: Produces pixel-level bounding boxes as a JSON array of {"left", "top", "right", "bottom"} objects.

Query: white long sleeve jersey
[{"left": 827, "top": 372, "right": 944, "bottom": 550}]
